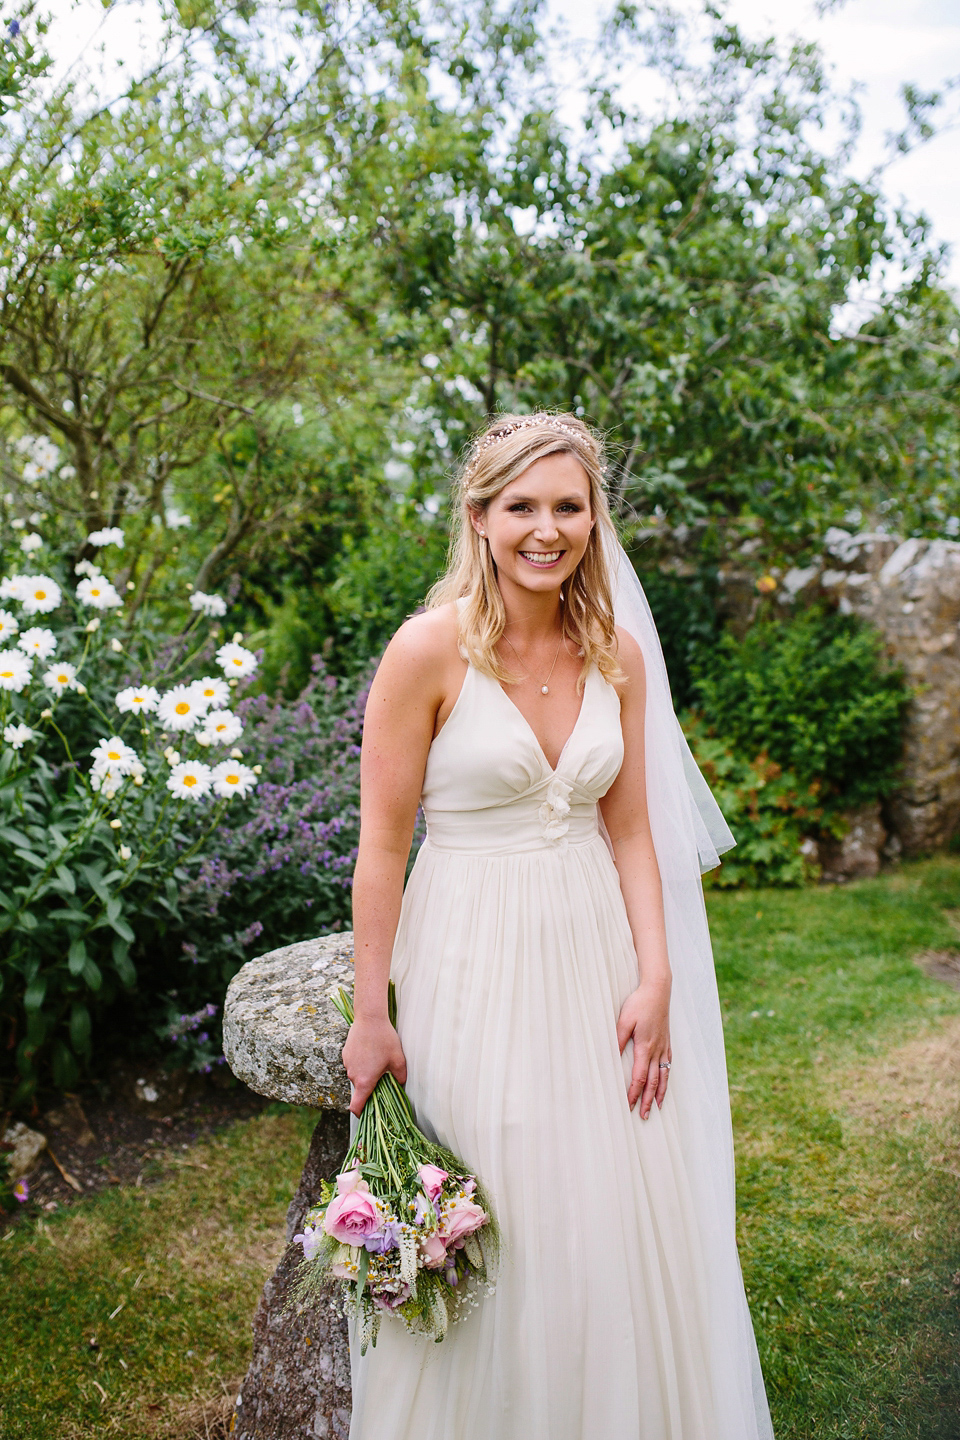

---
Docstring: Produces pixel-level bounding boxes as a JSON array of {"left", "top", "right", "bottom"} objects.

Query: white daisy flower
[
  {"left": 90, "top": 735, "right": 139, "bottom": 777},
  {"left": 116, "top": 685, "right": 159, "bottom": 715},
  {"left": 19, "top": 576, "right": 62, "bottom": 615},
  {"left": 0, "top": 576, "right": 26, "bottom": 603},
  {"left": 76, "top": 575, "right": 122, "bottom": 610},
  {"left": 19, "top": 533, "right": 43, "bottom": 553},
  {"left": 3, "top": 722, "right": 33, "bottom": 749},
  {"left": 191, "top": 675, "right": 229, "bottom": 711},
  {"left": 215, "top": 641, "right": 257, "bottom": 678},
  {"left": 202, "top": 709, "right": 243, "bottom": 746},
  {"left": 74, "top": 559, "right": 103, "bottom": 579},
  {"left": 0, "top": 649, "right": 32, "bottom": 692},
  {"left": 210, "top": 760, "right": 257, "bottom": 799},
  {"left": 87, "top": 526, "right": 125, "bottom": 548},
  {"left": 166, "top": 760, "right": 212, "bottom": 801},
  {"left": 0, "top": 609, "right": 19, "bottom": 641},
  {"left": 18, "top": 627, "right": 56, "bottom": 660},
  {"left": 90, "top": 765, "right": 125, "bottom": 794},
  {"left": 189, "top": 590, "right": 227, "bottom": 618},
  {"left": 42, "top": 661, "right": 78, "bottom": 693},
  {"left": 157, "top": 684, "right": 204, "bottom": 731}
]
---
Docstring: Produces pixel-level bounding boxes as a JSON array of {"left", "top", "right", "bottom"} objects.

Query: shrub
[
  {"left": 683, "top": 715, "right": 828, "bottom": 888},
  {"left": 0, "top": 539, "right": 262, "bottom": 1105},
  {"left": 170, "top": 659, "right": 372, "bottom": 998},
  {"left": 691, "top": 605, "right": 909, "bottom": 807}
]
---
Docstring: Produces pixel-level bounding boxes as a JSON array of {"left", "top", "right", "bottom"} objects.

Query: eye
[
  {"left": 507, "top": 502, "right": 532, "bottom": 513},
  {"left": 557, "top": 503, "right": 583, "bottom": 513}
]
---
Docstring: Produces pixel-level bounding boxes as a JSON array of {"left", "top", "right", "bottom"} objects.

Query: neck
[{"left": 499, "top": 578, "right": 564, "bottom": 644}]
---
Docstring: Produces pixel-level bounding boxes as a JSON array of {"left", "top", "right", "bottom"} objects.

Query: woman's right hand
[{"left": 342, "top": 1016, "right": 408, "bottom": 1116}]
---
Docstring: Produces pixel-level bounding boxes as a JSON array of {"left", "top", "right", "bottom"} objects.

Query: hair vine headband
[{"left": 462, "top": 414, "right": 591, "bottom": 480}]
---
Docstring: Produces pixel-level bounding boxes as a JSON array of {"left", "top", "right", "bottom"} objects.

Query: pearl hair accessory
[{"left": 463, "top": 414, "right": 590, "bottom": 479}]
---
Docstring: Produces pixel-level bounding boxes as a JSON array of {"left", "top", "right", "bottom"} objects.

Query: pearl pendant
[{"left": 541, "top": 684, "right": 549, "bottom": 695}]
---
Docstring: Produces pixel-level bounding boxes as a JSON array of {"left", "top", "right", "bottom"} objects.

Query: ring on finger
[{"left": 658, "top": 1061, "right": 671, "bottom": 1071}]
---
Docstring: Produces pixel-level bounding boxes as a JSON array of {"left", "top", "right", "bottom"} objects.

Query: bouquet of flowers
[{"left": 293, "top": 984, "right": 499, "bottom": 1352}]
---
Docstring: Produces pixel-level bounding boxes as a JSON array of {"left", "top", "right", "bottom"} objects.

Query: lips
[{"left": 519, "top": 550, "right": 563, "bottom": 567}]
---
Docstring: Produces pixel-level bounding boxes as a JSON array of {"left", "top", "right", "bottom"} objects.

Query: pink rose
[
  {"left": 373, "top": 1283, "right": 411, "bottom": 1311},
  {"left": 336, "top": 1165, "right": 368, "bottom": 1195},
  {"left": 323, "top": 1190, "right": 383, "bottom": 1244},
  {"left": 439, "top": 1198, "right": 486, "bottom": 1247},
  {"left": 421, "top": 1234, "right": 448, "bottom": 1269},
  {"left": 417, "top": 1163, "right": 448, "bottom": 1202}
]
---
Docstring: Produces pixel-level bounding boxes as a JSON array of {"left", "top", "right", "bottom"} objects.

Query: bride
[{"left": 342, "top": 413, "right": 774, "bottom": 1439}]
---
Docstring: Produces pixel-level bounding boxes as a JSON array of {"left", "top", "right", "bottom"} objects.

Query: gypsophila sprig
[{"left": 293, "top": 984, "right": 499, "bottom": 1353}]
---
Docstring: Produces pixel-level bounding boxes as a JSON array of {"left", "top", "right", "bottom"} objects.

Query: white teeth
[{"left": 521, "top": 551, "right": 561, "bottom": 565}]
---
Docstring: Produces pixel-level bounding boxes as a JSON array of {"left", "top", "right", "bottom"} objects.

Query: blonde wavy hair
[{"left": 427, "top": 412, "right": 623, "bottom": 689}]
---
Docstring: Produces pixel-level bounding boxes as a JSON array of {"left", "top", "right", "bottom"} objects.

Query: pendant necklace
[{"left": 502, "top": 630, "right": 565, "bottom": 695}]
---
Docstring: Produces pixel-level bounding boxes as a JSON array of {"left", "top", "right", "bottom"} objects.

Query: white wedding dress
[{"left": 348, "top": 657, "right": 773, "bottom": 1440}]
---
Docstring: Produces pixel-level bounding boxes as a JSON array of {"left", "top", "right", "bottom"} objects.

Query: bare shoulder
[{"left": 374, "top": 603, "right": 460, "bottom": 694}]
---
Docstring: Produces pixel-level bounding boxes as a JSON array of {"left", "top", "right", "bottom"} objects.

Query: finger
[
  {"left": 640, "top": 1058, "right": 660, "bottom": 1119},
  {"left": 628, "top": 1042, "right": 650, "bottom": 1110},
  {"left": 390, "top": 1054, "right": 408, "bottom": 1086},
  {"left": 655, "top": 1061, "right": 669, "bottom": 1108},
  {"left": 616, "top": 1015, "right": 632, "bottom": 1054}
]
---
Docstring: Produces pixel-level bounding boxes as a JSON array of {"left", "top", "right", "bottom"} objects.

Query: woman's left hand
[{"left": 616, "top": 979, "right": 672, "bottom": 1119}]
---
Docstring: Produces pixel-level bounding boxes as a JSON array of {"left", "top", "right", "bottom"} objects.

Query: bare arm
[
  {"left": 343, "top": 607, "right": 460, "bottom": 1115},
  {"left": 599, "top": 629, "right": 672, "bottom": 1118}
]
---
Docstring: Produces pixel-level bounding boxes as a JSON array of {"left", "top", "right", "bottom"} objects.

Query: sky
[{"left": 37, "top": 0, "right": 960, "bottom": 295}]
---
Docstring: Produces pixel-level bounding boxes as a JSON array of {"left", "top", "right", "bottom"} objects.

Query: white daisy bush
[{"left": 0, "top": 523, "right": 261, "bottom": 1101}]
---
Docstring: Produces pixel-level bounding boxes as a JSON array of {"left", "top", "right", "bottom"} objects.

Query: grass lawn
[{"left": 2, "top": 858, "right": 960, "bottom": 1438}]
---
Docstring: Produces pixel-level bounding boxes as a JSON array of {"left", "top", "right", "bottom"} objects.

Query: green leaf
[
  {"left": 106, "top": 896, "right": 121, "bottom": 925},
  {"left": 112, "top": 937, "right": 136, "bottom": 988},
  {"left": 68, "top": 938, "right": 87, "bottom": 976},
  {"left": 24, "top": 975, "right": 47, "bottom": 1012},
  {"left": 55, "top": 864, "right": 76, "bottom": 894},
  {"left": 82, "top": 958, "right": 103, "bottom": 992},
  {"left": 0, "top": 825, "right": 31, "bottom": 847},
  {"left": 51, "top": 1039, "right": 79, "bottom": 1090},
  {"left": 70, "top": 1001, "right": 92, "bottom": 1055},
  {"left": 19, "top": 909, "right": 38, "bottom": 931},
  {"left": 109, "top": 912, "right": 135, "bottom": 943},
  {"left": 14, "top": 848, "right": 46, "bottom": 871}
]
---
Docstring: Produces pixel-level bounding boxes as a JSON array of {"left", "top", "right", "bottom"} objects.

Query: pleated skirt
[{"left": 347, "top": 834, "right": 749, "bottom": 1439}]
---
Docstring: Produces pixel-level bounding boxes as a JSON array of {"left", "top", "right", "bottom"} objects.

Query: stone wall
[{"left": 780, "top": 531, "right": 960, "bottom": 856}]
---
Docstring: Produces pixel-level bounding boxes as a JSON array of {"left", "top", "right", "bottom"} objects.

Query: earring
[{"left": 479, "top": 530, "right": 486, "bottom": 538}]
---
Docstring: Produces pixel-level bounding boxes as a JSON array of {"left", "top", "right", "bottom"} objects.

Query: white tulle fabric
[{"left": 348, "top": 563, "right": 774, "bottom": 1440}]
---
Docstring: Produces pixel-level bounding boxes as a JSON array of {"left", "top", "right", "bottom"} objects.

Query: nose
[{"left": 533, "top": 513, "right": 559, "bottom": 542}]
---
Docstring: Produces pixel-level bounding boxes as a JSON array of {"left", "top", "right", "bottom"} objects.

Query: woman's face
[{"left": 472, "top": 452, "right": 595, "bottom": 599}]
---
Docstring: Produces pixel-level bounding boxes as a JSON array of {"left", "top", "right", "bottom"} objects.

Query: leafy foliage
[
  {"left": 0, "top": 538, "right": 259, "bottom": 1106},
  {"left": 691, "top": 606, "right": 910, "bottom": 806},
  {"left": 683, "top": 716, "right": 824, "bottom": 889}
]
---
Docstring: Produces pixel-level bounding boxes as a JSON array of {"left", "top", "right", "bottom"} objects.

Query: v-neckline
[{"left": 490, "top": 667, "right": 590, "bottom": 776}]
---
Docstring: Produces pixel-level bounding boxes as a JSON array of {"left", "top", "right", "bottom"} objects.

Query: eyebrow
[{"left": 505, "top": 493, "right": 588, "bottom": 505}]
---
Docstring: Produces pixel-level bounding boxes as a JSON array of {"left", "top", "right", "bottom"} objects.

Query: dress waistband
[{"left": 422, "top": 794, "right": 600, "bottom": 856}]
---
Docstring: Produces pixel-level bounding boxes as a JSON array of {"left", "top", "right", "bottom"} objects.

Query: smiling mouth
[{"left": 519, "top": 550, "right": 563, "bottom": 567}]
